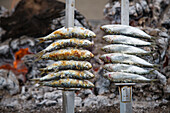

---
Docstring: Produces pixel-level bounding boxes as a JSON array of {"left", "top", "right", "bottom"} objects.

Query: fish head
[
  {"left": 85, "top": 71, "right": 94, "bottom": 78},
  {"left": 100, "top": 25, "right": 107, "bottom": 31},
  {"left": 86, "top": 30, "right": 96, "bottom": 38},
  {"left": 84, "top": 62, "right": 92, "bottom": 69},
  {"left": 86, "top": 81, "right": 94, "bottom": 88}
]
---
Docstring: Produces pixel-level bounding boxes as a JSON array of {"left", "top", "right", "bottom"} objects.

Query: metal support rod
[
  {"left": 121, "top": 0, "right": 129, "bottom": 25},
  {"left": 65, "top": 0, "right": 75, "bottom": 27},
  {"left": 62, "top": 0, "right": 75, "bottom": 113},
  {"left": 63, "top": 91, "right": 75, "bottom": 113},
  {"left": 116, "top": 83, "right": 135, "bottom": 113},
  {"left": 118, "top": 1, "right": 133, "bottom": 113}
]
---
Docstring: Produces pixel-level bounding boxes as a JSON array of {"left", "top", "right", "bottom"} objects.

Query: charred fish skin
[
  {"left": 38, "top": 38, "right": 94, "bottom": 55},
  {"left": 100, "top": 53, "right": 154, "bottom": 67},
  {"left": 101, "top": 24, "right": 151, "bottom": 39},
  {"left": 33, "top": 70, "right": 94, "bottom": 81},
  {"left": 103, "top": 72, "right": 152, "bottom": 83},
  {"left": 40, "top": 78, "right": 94, "bottom": 88},
  {"left": 104, "top": 64, "right": 153, "bottom": 75},
  {"left": 103, "top": 35, "right": 151, "bottom": 46},
  {"left": 38, "top": 27, "right": 96, "bottom": 43},
  {"left": 40, "top": 60, "right": 92, "bottom": 72},
  {"left": 40, "top": 49, "right": 94, "bottom": 61}
]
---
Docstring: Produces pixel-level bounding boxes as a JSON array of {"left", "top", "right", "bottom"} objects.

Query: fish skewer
[
  {"left": 101, "top": 24, "right": 152, "bottom": 39},
  {"left": 36, "top": 38, "right": 94, "bottom": 58},
  {"left": 39, "top": 60, "right": 92, "bottom": 73},
  {"left": 102, "top": 44, "right": 151, "bottom": 55},
  {"left": 39, "top": 78, "right": 94, "bottom": 88},
  {"left": 38, "top": 27, "right": 96, "bottom": 43},
  {"left": 104, "top": 64, "right": 154, "bottom": 75},
  {"left": 103, "top": 35, "right": 152, "bottom": 46},
  {"left": 37, "top": 49, "right": 94, "bottom": 61},
  {"left": 31, "top": 70, "right": 94, "bottom": 81},
  {"left": 103, "top": 72, "right": 158, "bottom": 83},
  {"left": 100, "top": 53, "right": 154, "bottom": 67}
]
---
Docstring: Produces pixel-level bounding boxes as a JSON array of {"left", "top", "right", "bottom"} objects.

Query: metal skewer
[
  {"left": 115, "top": 0, "right": 135, "bottom": 113},
  {"left": 62, "top": 0, "right": 75, "bottom": 113}
]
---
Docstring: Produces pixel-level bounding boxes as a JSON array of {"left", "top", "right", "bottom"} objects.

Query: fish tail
[
  {"left": 151, "top": 36, "right": 159, "bottom": 40},
  {"left": 39, "top": 68, "right": 46, "bottom": 75},
  {"left": 37, "top": 37, "right": 45, "bottom": 44},
  {"left": 149, "top": 69, "right": 155, "bottom": 74},
  {"left": 153, "top": 64, "right": 161, "bottom": 68},
  {"left": 150, "top": 79, "right": 159, "bottom": 82},
  {"left": 34, "top": 51, "right": 45, "bottom": 61},
  {"left": 34, "top": 57, "right": 41, "bottom": 62},
  {"left": 39, "top": 68, "right": 45, "bottom": 71},
  {"left": 30, "top": 78, "right": 40, "bottom": 81},
  {"left": 29, "top": 78, "right": 40, "bottom": 85},
  {"left": 36, "top": 51, "right": 45, "bottom": 58},
  {"left": 146, "top": 51, "right": 155, "bottom": 57},
  {"left": 150, "top": 42, "right": 158, "bottom": 48},
  {"left": 38, "top": 82, "right": 42, "bottom": 86}
]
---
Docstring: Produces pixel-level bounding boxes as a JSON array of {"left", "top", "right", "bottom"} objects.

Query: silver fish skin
[
  {"left": 40, "top": 60, "right": 92, "bottom": 72},
  {"left": 32, "top": 70, "right": 94, "bottom": 81},
  {"left": 103, "top": 35, "right": 151, "bottom": 46},
  {"left": 101, "top": 24, "right": 151, "bottom": 39},
  {"left": 40, "top": 78, "right": 94, "bottom": 88},
  {"left": 102, "top": 44, "right": 151, "bottom": 54},
  {"left": 100, "top": 53, "right": 154, "bottom": 67},
  {"left": 104, "top": 64, "right": 153, "bottom": 75},
  {"left": 38, "top": 27, "right": 96, "bottom": 43},
  {"left": 40, "top": 49, "right": 94, "bottom": 61},
  {"left": 103, "top": 72, "right": 153, "bottom": 83},
  {"left": 37, "top": 38, "right": 94, "bottom": 55}
]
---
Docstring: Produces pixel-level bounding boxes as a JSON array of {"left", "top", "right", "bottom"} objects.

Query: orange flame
[{"left": 0, "top": 48, "right": 32, "bottom": 82}]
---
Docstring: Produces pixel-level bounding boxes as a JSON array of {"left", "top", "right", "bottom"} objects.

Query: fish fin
[{"left": 37, "top": 37, "right": 45, "bottom": 44}]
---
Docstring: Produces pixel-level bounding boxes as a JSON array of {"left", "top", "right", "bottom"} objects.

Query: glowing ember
[
  {"left": 0, "top": 48, "right": 32, "bottom": 82},
  {"left": 13, "top": 48, "right": 31, "bottom": 68}
]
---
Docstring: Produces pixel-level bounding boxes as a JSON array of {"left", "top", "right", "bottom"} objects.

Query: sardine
[
  {"left": 38, "top": 27, "right": 96, "bottom": 43},
  {"left": 104, "top": 64, "right": 154, "bottom": 75},
  {"left": 39, "top": 60, "right": 92, "bottom": 73},
  {"left": 39, "top": 78, "right": 94, "bottom": 88},
  {"left": 103, "top": 72, "right": 158, "bottom": 83},
  {"left": 36, "top": 38, "right": 94, "bottom": 57},
  {"left": 102, "top": 44, "right": 151, "bottom": 54},
  {"left": 102, "top": 35, "right": 152, "bottom": 46},
  {"left": 38, "top": 49, "right": 94, "bottom": 61},
  {"left": 100, "top": 53, "right": 154, "bottom": 67},
  {"left": 101, "top": 24, "right": 151, "bottom": 39},
  {"left": 31, "top": 70, "right": 94, "bottom": 81}
]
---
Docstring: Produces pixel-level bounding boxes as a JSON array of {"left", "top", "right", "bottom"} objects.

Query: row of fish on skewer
[
  {"left": 100, "top": 25, "right": 158, "bottom": 83},
  {"left": 31, "top": 27, "right": 96, "bottom": 89}
]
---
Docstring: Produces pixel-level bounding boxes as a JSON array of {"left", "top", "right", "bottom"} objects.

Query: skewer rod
[{"left": 63, "top": 0, "right": 75, "bottom": 113}]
